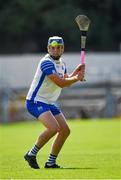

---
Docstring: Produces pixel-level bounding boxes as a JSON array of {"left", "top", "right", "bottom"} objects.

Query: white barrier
[{"left": 0, "top": 53, "right": 121, "bottom": 88}]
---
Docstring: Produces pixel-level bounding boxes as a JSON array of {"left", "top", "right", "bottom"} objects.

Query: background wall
[{"left": 0, "top": 53, "right": 121, "bottom": 88}]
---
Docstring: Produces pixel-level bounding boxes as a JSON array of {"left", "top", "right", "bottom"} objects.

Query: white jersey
[{"left": 26, "top": 54, "right": 67, "bottom": 104}]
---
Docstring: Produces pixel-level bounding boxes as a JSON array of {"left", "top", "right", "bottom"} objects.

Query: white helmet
[{"left": 48, "top": 36, "right": 64, "bottom": 47}]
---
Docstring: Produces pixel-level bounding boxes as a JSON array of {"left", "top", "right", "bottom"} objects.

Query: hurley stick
[{"left": 75, "top": 15, "right": 91, "bottom": 80}]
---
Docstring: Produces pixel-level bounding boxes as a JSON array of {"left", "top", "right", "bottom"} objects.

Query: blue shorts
[{"left": 26, "top": 100, "right": 61, "bottom": 118}]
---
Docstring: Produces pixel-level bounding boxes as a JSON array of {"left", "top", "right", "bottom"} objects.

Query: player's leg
[
  {"left": 45, "top": 110, "right": 70, "bottom": 168},
  {"left": 24, "top": 111, "right": 60, "bottom": 169},
  {"left": 51, "top": 113, "right": 70, "bottom": 155},
  {"left": 35, "top": 111, "right": 60, "bottom": 149},
  {"left": 24, "top": 101, "right": 60, "bottom": 169}
]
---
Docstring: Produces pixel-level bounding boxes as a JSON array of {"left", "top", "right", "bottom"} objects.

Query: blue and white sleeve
[{"left": 40, "top": 60, "right": 57, "bottom": 75}]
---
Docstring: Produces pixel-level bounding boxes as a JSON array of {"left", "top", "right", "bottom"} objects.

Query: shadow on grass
[{"left": 61, "top": 167, "right": 98, "bottom": 170}]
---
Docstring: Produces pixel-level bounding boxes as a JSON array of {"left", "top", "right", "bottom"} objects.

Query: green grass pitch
[{"left": 0, "top": 119, "right": 121, "bottom": 179}]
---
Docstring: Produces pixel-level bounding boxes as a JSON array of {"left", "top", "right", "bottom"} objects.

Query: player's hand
[
  {"left": 77, "top": 65, "right": 85, "bottom": 81},
  {"left": 75, "top": 64, "right": 85, "bottom": 73},
  {"left": 77, "top": 71, "right": 85, "bottom": 81}
]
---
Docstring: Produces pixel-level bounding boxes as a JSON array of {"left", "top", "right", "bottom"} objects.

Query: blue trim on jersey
[
  {"left": 41, "top": 60, "right": 56, "bottom": 75},
  {"left": 64, "top": 67, "right": 67, "bottom": 74},
  {"left": 31, "top": 73, "right": 45, "bottom": 101},
  {"left": 63, "top": 62, "right": 67, "bottom": 74}
]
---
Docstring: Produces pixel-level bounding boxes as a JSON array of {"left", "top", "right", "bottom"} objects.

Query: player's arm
[
  {"left": 41, "top": 60, "right": 84, "bottom": 88},
  {"left": 48, "top": 73, "right": 79, "bottom": 88},
  {"left": 68, "top": 64, "right": 85, "bottom": 77},
  {"left": 64, "top": 64, "right": 85, "bottom": 78},
  {"left": 48, "top": 64, "right": 85, "bottom": 88}
]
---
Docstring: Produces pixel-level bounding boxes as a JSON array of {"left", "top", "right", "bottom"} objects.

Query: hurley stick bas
[{"left": 75, "top": 15, "right": 91, "bottom": 80}]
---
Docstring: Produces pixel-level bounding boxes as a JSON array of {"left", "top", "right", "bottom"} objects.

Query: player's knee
[
  {"left": 65, "top": 127, "right": 71, "bottom": 137},
  {"left": 61, "top": 126, "right": 71, "bottom": 137},
  {"left": 48, "top": 125, "right": 59, "bottom": 136}
]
